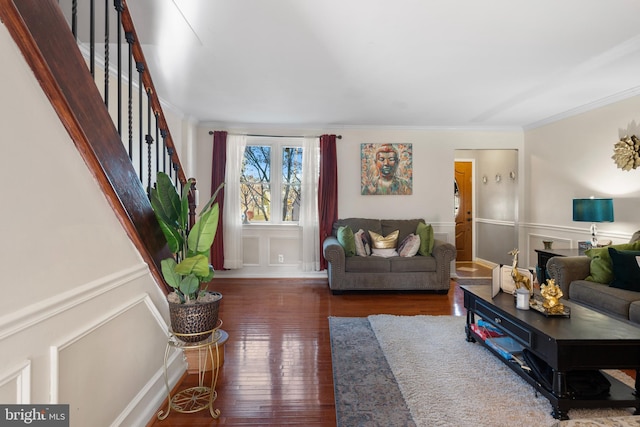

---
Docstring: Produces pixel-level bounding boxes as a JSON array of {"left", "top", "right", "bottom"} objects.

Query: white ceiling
[{"left": 127, "top": 0, "right": 640, "bottom": 129}]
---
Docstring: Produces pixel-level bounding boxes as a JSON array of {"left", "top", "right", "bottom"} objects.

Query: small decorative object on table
[
  {"left": 508, "top": 249, "right": 533, "bottom": 296},
  {"left": 542, "top": 240, "right": 553, "bottom": 250},
  {"left": 530, "top": 279, "right": 571, "bottom": 317}
]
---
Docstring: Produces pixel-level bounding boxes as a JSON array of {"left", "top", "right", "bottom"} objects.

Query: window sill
[{"left": 242, "top": 223, "right": 300, "bottom": 230}]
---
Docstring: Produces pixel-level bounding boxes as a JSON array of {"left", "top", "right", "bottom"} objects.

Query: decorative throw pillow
[
  {"left": 608, "top": 248, "right": 640, "bottom": 291},
  {"left": 371, "top": 248, "right": 399, "bottom": 258},
  {"left": 398, "top": 233, "right": 420, "bottom": 257},
  {"left": 368, "top": 230, "right": 399, "bottom": 249},
  {"left": 416, "top": 222, "right": 434, "bottom": 256},
  {"left": 354, "top": 229, "right": 371, "bottom": 257},
  {"left": 337, "top": 226, "right": 356, "bottom": 257},
  {"left": 585, "top": 241, "right": 640, "bottom": 284}
]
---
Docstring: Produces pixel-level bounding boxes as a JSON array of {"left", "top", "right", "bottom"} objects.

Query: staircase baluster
[
  {"left": 125, "top": 32, "right": 134, "bottom": 160},
  {"left": 89, "top": 0, "right": 95, "bottom": 77},
  {"left": 155, "top": 112, "right": 160, "bottom": 176},
  {"left": 114, "top": 0, "right": 123, "bottom": 136},
  {"left": 71, "top": 0, "right": 77, "bottom": 40},
  {"left": 103, "top": 0, "right": 109, "bottom": 107},
  {"left": 167, "top": 146, "right": 174, "bottom": 180},
  {"left": 136, "top": 61, "right": 144, "bottom": 183},
  {"left": 145, "top": 88, "right": 154, "bottom": 197}
]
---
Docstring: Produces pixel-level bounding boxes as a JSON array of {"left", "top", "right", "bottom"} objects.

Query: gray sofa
[
  {"left": 547, "top": 231, "right": 640, "bottom": 324},
  {"left": 322, "top": 218, "right": 456, "bottom": 294}
]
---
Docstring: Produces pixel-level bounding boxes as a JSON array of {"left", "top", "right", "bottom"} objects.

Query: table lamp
[{"left": 572, "top": 198, "right": 614, "bottom": 247}]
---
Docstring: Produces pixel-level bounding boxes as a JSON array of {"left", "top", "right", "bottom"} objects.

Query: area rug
[
  {"left": 329, "top": 315, "right": 637, "bottom": 427},
  {"left": 328, "top": 317, "right": 416, "bottom": 426}
]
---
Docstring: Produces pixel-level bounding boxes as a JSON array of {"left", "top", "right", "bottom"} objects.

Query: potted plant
[{"left": 150, "top": 171, "right": 224, "bottom": 342}]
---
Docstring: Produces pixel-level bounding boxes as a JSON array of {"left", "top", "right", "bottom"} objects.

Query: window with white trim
[{"left": 240, "top": 138, "right": 303, "bottom": 224}]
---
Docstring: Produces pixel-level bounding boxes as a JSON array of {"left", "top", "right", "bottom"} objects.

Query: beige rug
[{"left": 369, "top": 314, "right": 637, "bottom": 427}]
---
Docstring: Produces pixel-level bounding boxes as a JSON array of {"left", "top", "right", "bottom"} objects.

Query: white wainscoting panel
[
  {"left": 50, "top": 294, "right": 171, "bottom": 427},
  {"left": 0, "top": 360, "right": 30, "bottom": 404}
]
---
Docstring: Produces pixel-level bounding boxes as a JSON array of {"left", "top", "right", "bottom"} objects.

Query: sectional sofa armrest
[
  {"left": 323, "top": 236, "right": 344, "bottom": 263},
  {"left": 546, "top": 256, "right": 591, "bottom": 297},
  {"left": 323, "top": 236, "right": 346, "bottom": 289},
  {"left": 432, "top": 239, "right": 457, "bottom": 282},
  {"left": 432, "top": 239, "right": 456, "bottom": 263}
]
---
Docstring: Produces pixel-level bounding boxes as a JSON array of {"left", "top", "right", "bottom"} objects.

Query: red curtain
[
  {"left": 318, "top": 134, "right": 338, "bottom": 270},
  {"left": 211, "top": 131, "right": 227, "bottom": 270}
]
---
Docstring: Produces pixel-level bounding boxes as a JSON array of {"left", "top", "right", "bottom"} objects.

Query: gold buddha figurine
[{"left": 540, "top": 279, "right": 565, "bottom": 314}]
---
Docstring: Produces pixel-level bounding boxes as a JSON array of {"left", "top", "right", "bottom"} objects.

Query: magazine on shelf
[{"left": 484, "top": 336, "right": 524, "bottom": 361}]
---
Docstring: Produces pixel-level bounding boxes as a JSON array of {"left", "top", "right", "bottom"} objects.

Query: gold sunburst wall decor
[{"left": 612, "top": 135, "right": 640, "bottom": 171}]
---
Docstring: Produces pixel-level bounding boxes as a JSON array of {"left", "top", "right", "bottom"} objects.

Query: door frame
[{"left": 454, "top": 158, "right": 476, "bottom": 261}]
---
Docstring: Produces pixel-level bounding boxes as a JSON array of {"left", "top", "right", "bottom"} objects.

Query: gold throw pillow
[{"left": 369, "top": 230, "right": 399, "bottom": 249}]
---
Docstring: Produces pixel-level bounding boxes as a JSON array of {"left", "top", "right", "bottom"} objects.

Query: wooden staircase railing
[{"left": 0, "top": 0, "right": 191, "bottom": 293}]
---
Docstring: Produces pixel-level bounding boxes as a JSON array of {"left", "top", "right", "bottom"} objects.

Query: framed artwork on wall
[{"left": 361, "top": 143, "right": 413, "bottom": 195}]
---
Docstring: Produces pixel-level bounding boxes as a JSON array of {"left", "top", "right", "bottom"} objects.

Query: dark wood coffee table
[{"left": 462, "top": 284, "right": 640, "bottom": 420}]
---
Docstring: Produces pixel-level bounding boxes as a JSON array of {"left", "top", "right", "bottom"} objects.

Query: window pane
[
  {"left": 242, "top": 145, "right": 270, "bottom": 183},
  {"left": 281, "top": 147, "right": 303, "bottom": 221},
  {"left": 281, "top": 183, "right": 301, "bottom": 221},
  {"left": 241, "top": 183, "right": 271, "bottom": 222},
  {"left": 241, "top": 145, "right": 271, "bottom": 222},
  {"left": 282, "top": 147, "right": 302, "bottom": 184}
]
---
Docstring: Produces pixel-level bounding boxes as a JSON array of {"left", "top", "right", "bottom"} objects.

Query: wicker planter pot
[{"left": 168, "top": 292, "right": 222, "bottom": 343}]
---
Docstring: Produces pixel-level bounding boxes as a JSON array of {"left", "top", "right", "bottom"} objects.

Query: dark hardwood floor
[{"left": 148, "top": 263, "right": 490, "bottom": 426}]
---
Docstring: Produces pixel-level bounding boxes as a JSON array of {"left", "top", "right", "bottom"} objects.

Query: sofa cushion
[
  {"left": 381, "top": 219, "right": 424, "bottom": 246},
  {"left": 398, "top": 233, "right": 420, "bottom": 257},
  {"left": 608, "top": 248, "right": 640, "bottom": 291},
  {"left": 416, "top": 222, "right": 435, "bottom": 256},
  {"left": 369, "top": 230, "right": 399, "bottom": 249},
  {"left": 569, "top": 279, "right": 640, "bottom": 319},
  {"left": 584, "top": 241, "right": 640, "bottom": 284},
  {"left": 345, "top": 256, "right": 390, "bottom": 273},
  {"left": 333, "top": 219, "right": 381, "bottom": 245},
  {"left": 337, "top": 226, "right": 356, "bottom": 257},
  {"left": 390, "top": 255, "right": 436, "bottom": 272},
  {"left": 371, "top": 248, "right": 399, "bottom": 257},
  {"left": 354, "top": 229, "right": 371, "bottom": 257}
]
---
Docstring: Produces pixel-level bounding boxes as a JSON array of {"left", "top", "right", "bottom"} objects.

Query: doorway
[{"left": 454, "top": 161, "right": 473, "bottom": 261}]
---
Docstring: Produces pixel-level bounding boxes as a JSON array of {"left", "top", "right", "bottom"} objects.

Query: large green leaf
[
  {"left": 151, "top": 172, "right": 182, "bottom": 225},
  {"left": 188, "top": 203, "right": 219, "bottom": 255},
  {"left": 156, "top": 220, "right": 183, "bottom": 254},
  {"left": 175, "top": 254, "right": 211, "bottom": 278},
  {"left": 160, "top": 258, "right": 181, "bottom": 289},
  {"left": 178, "top": 274, "right": 200, "bottom": 300}
]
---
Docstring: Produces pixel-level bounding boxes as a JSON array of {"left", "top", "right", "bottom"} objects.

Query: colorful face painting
[{"left": 361, "top": 143, "right": 412, "bottom": 195}]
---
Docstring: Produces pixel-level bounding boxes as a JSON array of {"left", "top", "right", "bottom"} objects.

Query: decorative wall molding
[
  {"left": 521, "top": 222, "right": 632, "bottom": 241},
  {"left": 0, "top": 360, "right": 31, "bottom": 404},
  {"left": 49, "top": 294, "right": 169, "bottom": 404},
  {"left": 0, "top": 263, "right": 151, "bottom": 341},
  {"left": 476, "top": 218, "right": 515, "bottom": 227}
]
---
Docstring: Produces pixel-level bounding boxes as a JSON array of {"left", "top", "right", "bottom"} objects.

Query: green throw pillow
[
  {"left": 337, "top": 226, "right": 356, "bottom": 257},
  {"left": 416, "top": 222, "right": 434, "bottom": 256},
  {"left": 608, "top": 248, "right": 640, "bottom": 291},
  {"left": 585, "top": 241, "right": 640, "bottom": 284}
]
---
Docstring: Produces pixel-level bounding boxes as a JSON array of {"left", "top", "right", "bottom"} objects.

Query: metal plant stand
[{"left": 157, "top": 320, "right": 223, "bottom": 420}]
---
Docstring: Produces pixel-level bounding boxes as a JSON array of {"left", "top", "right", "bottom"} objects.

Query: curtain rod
[{"left": 208, "top": 131, "right": 342, "bottom": 139}]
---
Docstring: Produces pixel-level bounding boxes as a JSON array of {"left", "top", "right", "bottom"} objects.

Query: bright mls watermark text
[{"left": 0, "top": 405, "right": 68, "bottom": 426}]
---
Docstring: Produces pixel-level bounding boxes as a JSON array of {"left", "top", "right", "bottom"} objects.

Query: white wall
[
  {"left": 198, "top": 98, "right": 640, "bottom": 276},
  {"left": 0, "top": 23, "right": 183, "bottom": 426},
  {"left": 195, "top": 124, "right": 524, "bottom": 276},
  {"left": 522, "top": 96, "right": 640, "bottom": 268}
]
